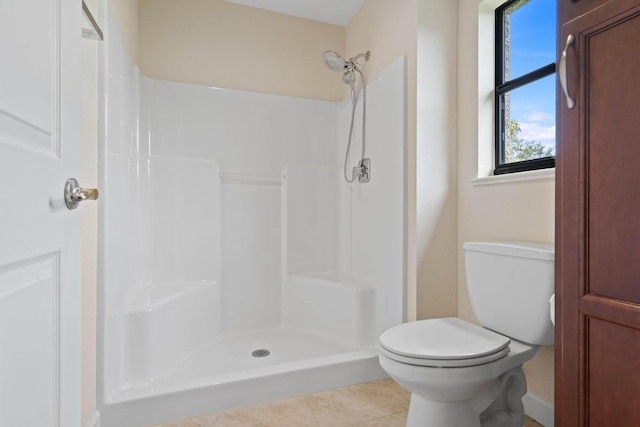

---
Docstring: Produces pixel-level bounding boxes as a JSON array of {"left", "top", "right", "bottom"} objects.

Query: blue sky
[{"left": 505, "top": 0, "right": 556, "bottom": 151}]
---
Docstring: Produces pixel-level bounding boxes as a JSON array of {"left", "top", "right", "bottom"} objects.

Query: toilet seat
[
  {"left": 380, "top": 345, "right": 511, "bottom": 367},
  {"left": 379, "top": 318, "right": 511, "bottom": 368}
]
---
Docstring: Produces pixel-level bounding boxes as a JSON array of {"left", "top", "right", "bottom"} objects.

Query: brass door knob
[{"left": 64, "top": 178, "right": 99, "bottom": 210}]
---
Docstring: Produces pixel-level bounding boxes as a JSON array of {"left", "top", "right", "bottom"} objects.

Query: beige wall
[
  {"left": 81, "top": 1, "right": 102, "bottom": 425},
  {"left": 415, "top": 0, "right": 459, "bottom": 320},
  {"left": 81, "top": 35, "right": 99, "bottom": 427},
  {"left": 457, "top": 0, "right": 555, "bottom": 403},
  {"left": 111, "top": 0, "right": 139, "bottom": 62},
  {"left": 138, "top": 0, "right": 345, "bottom": 101},
  {"left": 346, "top": 0, "right": 418, "bottom": 320}
]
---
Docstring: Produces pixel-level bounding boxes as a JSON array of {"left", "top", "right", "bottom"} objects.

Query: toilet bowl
[
  {"left": 379, "top": 318, "right": 536, "bottom": 426},
  {"left": 379, "top": 242, "right": 554, "bottom": 427}
]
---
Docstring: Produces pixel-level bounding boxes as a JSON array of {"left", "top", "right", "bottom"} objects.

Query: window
[{"left": 494, "top": 0, "right": 556, "bottom": 175}]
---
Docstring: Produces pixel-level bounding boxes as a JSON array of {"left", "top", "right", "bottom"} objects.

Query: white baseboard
[
  {"left": 523, "top": 392, "right": 554, "bottom": 427},
  {"left": 85, "top": 411, "right": 100, "bottom": 427}
]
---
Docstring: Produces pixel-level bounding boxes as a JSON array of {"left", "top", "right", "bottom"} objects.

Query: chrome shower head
[
  {"left": 322, "top": 51, "right": 350, "bottom": 72},
  {"left": 323, "top": 50, "right": 371, "bottom": 104},
  {"left": 322, "top": 50, "right": 370, "bottom": 74},
  {"left": 342, "top": 70, "right": 356, "bottom": 86}
]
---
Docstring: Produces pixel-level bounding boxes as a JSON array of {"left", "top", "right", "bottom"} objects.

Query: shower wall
[
  {"left": 337, "top": 59, "right": 407, "bottom": 339},
  {"left": 100, "top": 4, "right": 405, "bottom": 407},
  {"left": 141, "top": 79, "right": 339, "bottom": 333}
]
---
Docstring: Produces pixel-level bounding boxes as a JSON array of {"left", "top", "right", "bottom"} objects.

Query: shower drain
[{"left": 252, "top": 349, "right": 270, "bottom": 358}]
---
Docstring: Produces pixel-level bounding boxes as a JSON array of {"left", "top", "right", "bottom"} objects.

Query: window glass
[
  {"left": 503, "top": 0, "right": 556, "bottom": 81},
  {"left": 494, "top": 0, "right": 556, "bottom": 174},
  {"left": 501, "top": 73, "right": 556, "bottom": 163}
]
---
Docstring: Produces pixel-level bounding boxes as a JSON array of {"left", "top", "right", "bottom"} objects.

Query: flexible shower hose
[{"left": 344, "top": 68, "right": 367, "bottom": 183}]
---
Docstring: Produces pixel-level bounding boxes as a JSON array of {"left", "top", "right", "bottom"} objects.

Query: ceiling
[{"left": 224, "top": 0, "right": 365, "bottom": 26}]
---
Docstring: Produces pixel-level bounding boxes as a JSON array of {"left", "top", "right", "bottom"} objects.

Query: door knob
[{"left": 64, "top": 178, "right": 99, "bottom": 210}]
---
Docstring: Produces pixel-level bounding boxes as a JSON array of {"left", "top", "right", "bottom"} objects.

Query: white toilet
[{"left": 379, "top": 241, "right": 554, "bottom": 427}]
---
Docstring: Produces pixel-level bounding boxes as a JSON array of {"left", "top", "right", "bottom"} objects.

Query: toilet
[{"left": 379, "top": 241, "right": 554, "bottom": 427}]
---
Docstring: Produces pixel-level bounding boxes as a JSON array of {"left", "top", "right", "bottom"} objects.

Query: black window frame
[{"left": 494, "top": 0, "right": 556, "bottom": 175}]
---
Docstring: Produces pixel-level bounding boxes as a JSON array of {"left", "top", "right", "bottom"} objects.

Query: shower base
[
  {"left": 165, "top": 327, "right": 362, "bottom": 384},
  {"left": 100, "top": 327, "right": 384, "bottom": 427}
]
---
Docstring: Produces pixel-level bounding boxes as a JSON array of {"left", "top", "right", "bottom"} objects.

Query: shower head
[
  {"left": 322, "top": 51, "right": 350, "bottom": 72},
  {"left": 342, "top": 71, "right": 356, "bottom": 86},
  {"left": 323, "top": 50, "right": 371, "bottom": 105},
  {"left": 322, "top": 50, "right": 371, "bottom": 73}
]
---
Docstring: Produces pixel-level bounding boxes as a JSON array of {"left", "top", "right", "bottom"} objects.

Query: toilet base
[
  {"left": 405, "top": 367, "right": 527, "bottom": 427},
  {"left": 407, "top": 394, "right": 482, "bottom": 427}
]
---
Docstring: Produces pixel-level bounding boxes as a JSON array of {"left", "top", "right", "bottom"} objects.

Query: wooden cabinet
[{"left": 556, "top": 0, "right": 640, "bottom": 425}]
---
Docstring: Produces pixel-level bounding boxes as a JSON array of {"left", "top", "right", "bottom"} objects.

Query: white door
[{"left": 0, "top": 0, "right": 82, "bottom": 426}]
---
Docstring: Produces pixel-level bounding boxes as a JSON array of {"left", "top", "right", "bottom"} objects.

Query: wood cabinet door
[{"left": 556, "top": 0, "right": 640, "bottom": 425}]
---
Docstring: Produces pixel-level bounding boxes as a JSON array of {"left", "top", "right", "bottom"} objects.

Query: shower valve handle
[{"left": 357, "top": 158, "right": 371, "bottom": 184}]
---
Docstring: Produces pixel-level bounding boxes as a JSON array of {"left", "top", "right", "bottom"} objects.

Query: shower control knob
[
  {"left": 358, "top": 158, "right": 371, "bottom": 183},
  {"left": 64, "top": 178, "right": 99, "bottom": 210}
]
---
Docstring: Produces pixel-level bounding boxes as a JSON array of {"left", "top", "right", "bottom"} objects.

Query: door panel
[
  {"left": 0, "top": 0, "right": 57, "bottom": 155},
  {"left": 0, "top": 0, "right": 81, "bottom": 425},
  {"left": 0, "top": 254, "right": 59, "bottom": 426}
]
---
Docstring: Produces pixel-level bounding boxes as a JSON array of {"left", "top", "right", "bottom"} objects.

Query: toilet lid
[{"left": 380, "top": 318, "right": 511, "bottom": 361}]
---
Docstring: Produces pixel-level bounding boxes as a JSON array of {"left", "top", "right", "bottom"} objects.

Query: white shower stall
[{"left": 98, "top": 6, "right": 406, "bottom": 426}]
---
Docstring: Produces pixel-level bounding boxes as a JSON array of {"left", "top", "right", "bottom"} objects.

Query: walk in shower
[{"left": 98, "top": 5, "right": 406, "bottom": 427}]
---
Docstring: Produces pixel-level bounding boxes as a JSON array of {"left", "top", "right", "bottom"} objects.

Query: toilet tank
[{"left": 464, "top": 241, "right": 554, "bottom": 346}]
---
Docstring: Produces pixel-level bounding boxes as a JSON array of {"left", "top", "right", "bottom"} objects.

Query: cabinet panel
[
  {"left": 587, "top": 317, "right": 640, "bottom": 426},
  {"left": 559, "top": 0, "right": 611, "bottom": 23},
  {"left": 587, "top": 13, "right": 640, "bottom": 304}
]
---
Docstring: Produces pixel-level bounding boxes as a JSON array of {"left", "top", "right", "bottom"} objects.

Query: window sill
[{"left": 472, "top": 167, "right": 555, "bottom": 186}]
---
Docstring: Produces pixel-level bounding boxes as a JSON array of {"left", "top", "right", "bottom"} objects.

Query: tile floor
[{"left": 154, "top": 379, "right": 544, "bottom": 427}]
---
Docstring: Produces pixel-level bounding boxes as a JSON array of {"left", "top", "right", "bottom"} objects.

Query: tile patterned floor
[{"left": 153, "top": 379, "right": 544, "bottom": 427}]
